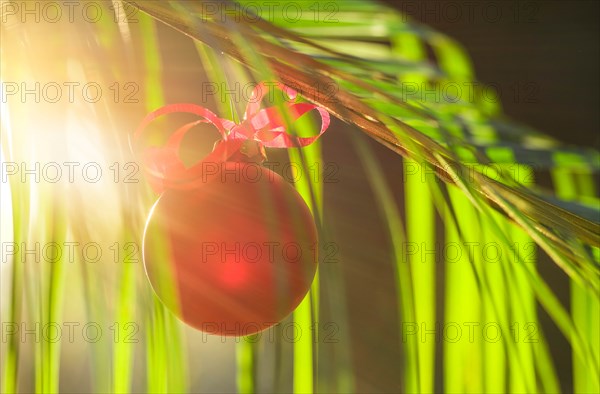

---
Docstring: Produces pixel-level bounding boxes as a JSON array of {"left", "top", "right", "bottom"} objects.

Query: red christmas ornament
[{"left": 135, "top": 82, "right": 330, "bottom": 336}]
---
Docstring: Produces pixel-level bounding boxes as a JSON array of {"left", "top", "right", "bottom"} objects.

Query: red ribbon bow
[{"left": 134, "top": 82, "right": 331, "bottom": 192}]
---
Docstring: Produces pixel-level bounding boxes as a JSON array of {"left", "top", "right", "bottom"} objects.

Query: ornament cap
[
  {"left": 238, "top": 139, "right": 267, "bottom": 163},
  {"left": 212, "top": 139, "right": 267, "bottom": 165}
]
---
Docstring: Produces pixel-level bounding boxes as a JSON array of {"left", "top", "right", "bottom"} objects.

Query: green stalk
[
  {"left": 112, "top": 230, "right": 137, "bottom": 393},
  {"left": 480, "top": 209, "right": 507, "bottom": 393},
  {"left": 507, "top": 221, "right": 538, "bottom": 392},
  {"left": 445, "top": 187, "right": 482, "bottom": 394},
  {"left": 1, "top": 166, "right": 27, "bottom": 394},
  {"left": 78, "top": 244, "right": 112, "bottom": 394},
  {"left": 44, "top": 195, "right": 68, "bottom": 393},
  {"left": 293, "top": 294, "right": 314, "bottom": 394},
  {"left": 405, "top": 158, "right": 435, "bottom": 393},
  {"left": 236, "top": 341, "right": 255, "bottom": 394}
]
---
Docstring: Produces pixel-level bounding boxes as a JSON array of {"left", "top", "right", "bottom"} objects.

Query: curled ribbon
[{"left": 134, "top": 82, "right": 331, "bottom": 192}]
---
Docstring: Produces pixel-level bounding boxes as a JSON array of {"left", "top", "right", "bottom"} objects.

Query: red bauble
[{"left": 143, "top": 161, "right": 318, "bottom": 336}]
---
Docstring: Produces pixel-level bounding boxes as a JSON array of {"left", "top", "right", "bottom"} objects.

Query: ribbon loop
[{"left": 134, "top": 103, "right": 228, "bottom": 142}]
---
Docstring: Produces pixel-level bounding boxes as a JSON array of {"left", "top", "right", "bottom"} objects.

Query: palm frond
[{"left": 130, "top": 0, "right": 599, "bottom": 291}]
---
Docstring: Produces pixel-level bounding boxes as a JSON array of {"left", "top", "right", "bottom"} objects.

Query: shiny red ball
[{"left": 143, "top": 161, "right": 318, "bottom": 336}]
